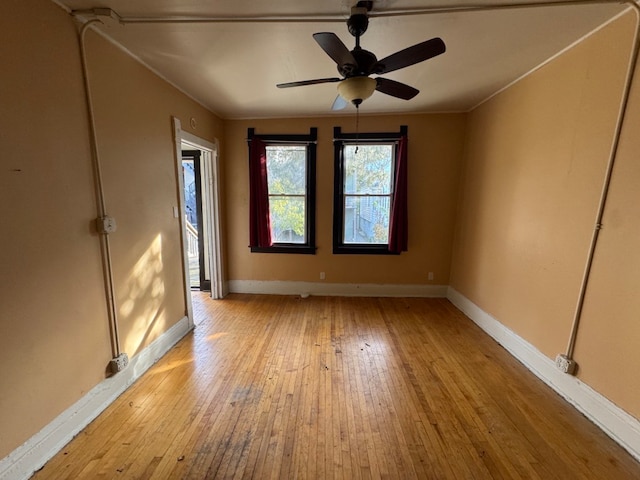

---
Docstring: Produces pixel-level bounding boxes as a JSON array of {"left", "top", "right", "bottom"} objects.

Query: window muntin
[
  {"left": 342, "top": 143, "right": 394, "bottom": 244},
  {"left": 266, "top": 145, "right": 307, "bottom": 244}
]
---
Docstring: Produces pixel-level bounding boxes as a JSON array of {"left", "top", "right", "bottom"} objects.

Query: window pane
[
  {"left": 269, "top": 196, "right": 306, "bottom": 243},
  {"left": 344, "top": 144, "right": 393, "bottom": 194},
  {"left": 343, "top": 195, "right": 390, "bottom": 244},
  {"left": 266, "top": 146, "right": 306, "bottom": 194}
]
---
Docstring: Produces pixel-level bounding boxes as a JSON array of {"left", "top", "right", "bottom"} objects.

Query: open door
[
  {"left": 181, "top": 150, "right": 210, "bottom": 291},
  {"left": 173, "top": 117, "right": 225, "bottom": 329}
]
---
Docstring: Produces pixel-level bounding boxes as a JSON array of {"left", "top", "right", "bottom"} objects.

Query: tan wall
[
  {"left": 450, "top": 13, "right": 639, "bottom": 417},
  {"left": 4, "top": 0, "right": 638, "bottom": 465},
  {"left": 86, "top": 30, "right": 223, "bottom": 357},
  {"left": 575, "top": 19, "right": 640, "bottom": 414},
  {"left": 0, "top": 0, "right": 222, "bottom": 458},
  {"left": 223, "top": 114, "right": 466, "bottom": 286}
]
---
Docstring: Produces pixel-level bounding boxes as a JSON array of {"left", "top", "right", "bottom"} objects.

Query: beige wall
[
  {"left": 223, "top": 114, "right": 466, "bottom": 286},
  {"left": 3, "top": 0, "right": 638, "bottom": 467},
  {"left": 86, "top": 30, "right": 223, "bottom": 357},
  {"left": 0, "top": 0, "right": 222, "bottom": 458},
  {"left": 450, "top": 12, "right": 640, "bottom": 418},
  {"left": 575, "top": 17, "right": 640, "bottom": 414}
]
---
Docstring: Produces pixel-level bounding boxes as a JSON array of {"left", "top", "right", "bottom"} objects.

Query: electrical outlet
[
  {"left": 555, "top": 354, "right": 577, "bottom": 375},
  {"left": 428, "top": 272, "right": 434, "bottom": 281},
  {"left": 109, "top": 353, "right": 129, "bottom": 374},
  {"left": 320, "top": 272, "right": 325, "bottom": 280}
]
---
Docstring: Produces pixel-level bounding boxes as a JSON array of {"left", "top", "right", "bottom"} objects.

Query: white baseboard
[
  {"left": 447, "top": 287, "right": 640, "bottom": 463},
  {"left": 5, "top": 289, "right": 638, "bottom": 478},
  {"left": 0, "top": 316, "right": 192, "bottom": 480},
  {"left": 228, "top": 280, "right": 448, "bottom": 298}
]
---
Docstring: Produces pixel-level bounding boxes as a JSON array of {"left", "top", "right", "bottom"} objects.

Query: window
[
  {"left": 248, "top": 128, "right": 317, "bottom": 254},
  {"left": 333, "top": 126, "right": 408, "bottom": 254},
  {"left": 342, "top": 143, "right": 393, "bottom": 244}
]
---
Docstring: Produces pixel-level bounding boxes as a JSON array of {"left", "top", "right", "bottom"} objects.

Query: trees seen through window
[
  {"left": 266, "top": 145, "right": 307, "bottom": 243},
  {"left": 343, "top": 144, "right": 393, "bottom": 244}
]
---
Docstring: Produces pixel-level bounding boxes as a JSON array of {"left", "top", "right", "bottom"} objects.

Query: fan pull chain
[{"left": 355, "top": 105, "right": 360, "bottom": 155}]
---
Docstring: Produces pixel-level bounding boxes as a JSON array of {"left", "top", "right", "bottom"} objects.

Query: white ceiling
[{"left": 58, "top": 0, "right": 627, "bottom": 119}]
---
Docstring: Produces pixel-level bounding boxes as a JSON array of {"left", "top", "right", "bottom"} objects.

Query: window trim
[
  {"left": 247, "top": 128, "right": 317, "bottom": 254},
  {"left": 332, "top": 125, "right": 407, "bottom": 255}
]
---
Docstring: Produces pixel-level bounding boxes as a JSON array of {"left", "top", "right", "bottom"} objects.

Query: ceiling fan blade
[
  {"left": 277, "top": 77, "right": 341, "bottom": 88},
  {"left": 376, "top": 37, "right": 446, "bottom": 75},
  {"left": 331, "top": 95, "right": 348, "bottom": 111},
  {"left": 313, "top": 32, "right": 357, "bottom": 68},
  {"left": 375, "top": 77, "right": 419, "bottom": 100}
]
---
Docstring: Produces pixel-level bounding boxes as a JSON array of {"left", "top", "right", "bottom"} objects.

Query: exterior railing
[{"left": 186, "top": 218, "right": 198, "bottom": 257}]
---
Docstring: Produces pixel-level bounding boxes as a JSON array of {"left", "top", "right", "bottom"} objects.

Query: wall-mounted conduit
[
  {"left": 73, "top": 0, "right": 631, "bottom": 24},
  {"left": 73, "top": 0, "right": 640, "bottom": 373},
  {"left": 77, "top": 19, "right": 125, "bottom": 370},
  {"left": 564, "top": 1, "right": 640, "bottom": 368}
]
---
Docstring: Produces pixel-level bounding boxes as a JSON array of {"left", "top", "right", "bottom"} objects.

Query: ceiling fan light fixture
[{"left": 337, "top": 76, "right": 377, "bottom": 105}]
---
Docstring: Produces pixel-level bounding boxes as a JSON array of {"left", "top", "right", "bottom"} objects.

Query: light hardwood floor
[{"left": 33, "top": 293, "right": 640, "bottom": 479}]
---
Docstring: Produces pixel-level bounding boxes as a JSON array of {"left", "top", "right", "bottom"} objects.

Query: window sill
[
  {"left": 332, "top": 244, "right": 400, "bottom": 255},
  {"left": 250, "top": 244, "right": 316, "bottom": 254}
]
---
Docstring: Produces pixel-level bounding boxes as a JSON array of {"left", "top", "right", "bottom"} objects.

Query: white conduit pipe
[
  {"left": 566, "top": 1, "right": 640, "bottom": 360},
  {"left": 369, "top": 0, "right": 631, "bottom": 18},
  {"left": 77, "top": 0, "right": 640, "bottom": 366},
  {"left": 78, "top": 20, "right": 122, "bottom": 359},
  {"left": 99, "top": 0, "right": 629, "bottom": 24}
]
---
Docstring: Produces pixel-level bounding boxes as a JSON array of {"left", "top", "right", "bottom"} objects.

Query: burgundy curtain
[
  {"left": 388, "top": 135, "right": 408, "bottom": 253},
  {"left": 248, "top": 138, "right": 272, "bottom": 248}
]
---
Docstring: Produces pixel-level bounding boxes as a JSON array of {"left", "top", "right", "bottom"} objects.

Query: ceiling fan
[{"left": 276, "top": 1, "right": 446, "bottom": 110}]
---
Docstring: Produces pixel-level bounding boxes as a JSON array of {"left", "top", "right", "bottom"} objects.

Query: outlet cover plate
[
  {"left": 109, "top": 353, "right": 129, "bottom": 374},
  {"left": 555, "top": 354, "right": 577, "bottom": 375}
]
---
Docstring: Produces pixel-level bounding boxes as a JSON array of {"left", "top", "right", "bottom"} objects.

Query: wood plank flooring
[{"left": 33, "top": 293, "right": 640, "bottom": 479}]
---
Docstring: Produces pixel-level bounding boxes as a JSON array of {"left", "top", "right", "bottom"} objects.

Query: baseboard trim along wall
[
  {"left": 4, "top": 288, "right": 638, "bottom": 478},
  {"left": 0, "top": 316, "right": 192, "bottom": 480},
  {"left": 228, "top": 280, "right": 449, "bottom": 298},
  {"left": 446, "top": 287, "right": 640, "bottom": 463}
]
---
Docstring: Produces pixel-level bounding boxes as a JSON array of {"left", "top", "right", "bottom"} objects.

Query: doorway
[
  {"left": 173, "top": 117, "right": 225, "bottom": 320},
  {"left": 181, "top": 149, "right": 210, "bottom": 291}
]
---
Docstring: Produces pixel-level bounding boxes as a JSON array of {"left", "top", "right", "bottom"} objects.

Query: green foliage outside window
[
  {"left": 343, "top": 144, "right": 393, "bottom": 244},
  {"left": 344, "top": 144, "right": 393, "bottom": 195},
  {"left": 266, "top": 146, "right": 307, "bottom": 243}
]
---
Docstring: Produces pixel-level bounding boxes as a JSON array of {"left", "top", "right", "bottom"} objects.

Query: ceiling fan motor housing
[{"left": 340, "top": 48, "right": 378, "bottom": 77}]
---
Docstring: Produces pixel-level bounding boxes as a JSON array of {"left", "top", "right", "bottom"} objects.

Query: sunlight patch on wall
[{"left": 120, "top": 234, "right": 168, "bottom": 356}]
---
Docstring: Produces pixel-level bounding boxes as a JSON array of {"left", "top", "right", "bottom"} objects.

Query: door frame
[
  {"left": 181, "top": 149, "right": 210, "bottom": 291},
  {"left": 173, "top": 118, "right": 225, "bottom": 326}
]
